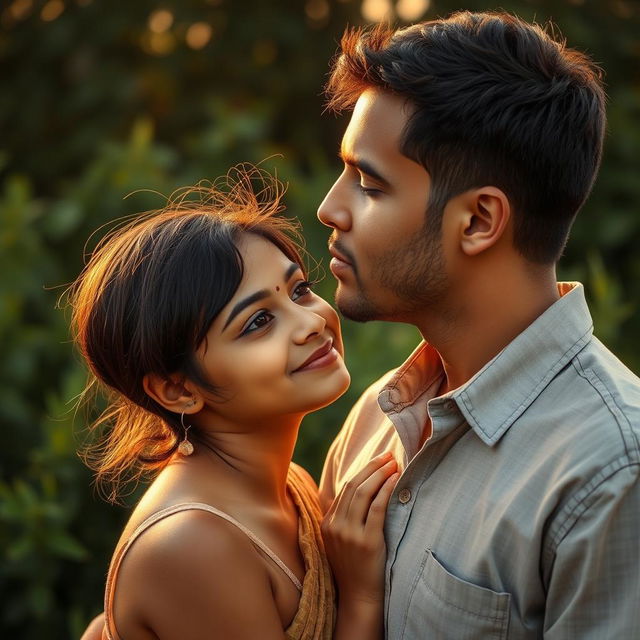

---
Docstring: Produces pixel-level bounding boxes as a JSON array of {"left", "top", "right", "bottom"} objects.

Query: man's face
[{"left": 317, "top": 89, "right": 448, "bottom": 323}]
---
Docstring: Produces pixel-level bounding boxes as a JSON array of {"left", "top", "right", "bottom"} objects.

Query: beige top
[{"left": 104, "top": 463, "right": 335, "bottom": 640}]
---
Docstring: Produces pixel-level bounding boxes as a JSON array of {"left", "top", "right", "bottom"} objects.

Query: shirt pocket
[{"left": 401, "top": 549, "right": 511, "bottom": 639}]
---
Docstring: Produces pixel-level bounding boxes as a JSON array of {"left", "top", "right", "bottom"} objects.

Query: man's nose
[{"left": 317, "top": 178, "right": 352, "bottom": 231}]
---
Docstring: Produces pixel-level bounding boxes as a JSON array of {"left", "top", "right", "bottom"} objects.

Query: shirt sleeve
[
  {"left": 318, "top": 435, "right": 341, "bottom": 514},
  {"left": 319, "top": 371, "right": 399, "bottom": 515},
  {"left": 543, "top": 462, "right": 640, "bottom": 639},
  {"left": 318, "top": 377, "right": 387, "bottom": 513}
]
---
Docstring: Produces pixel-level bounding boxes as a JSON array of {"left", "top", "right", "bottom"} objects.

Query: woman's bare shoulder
[
  {"left": 134, "top": 506, "right": 259, "bottom": 560},
  {"left": 114, "top": 508, "right": 287, "bottom": 639}
]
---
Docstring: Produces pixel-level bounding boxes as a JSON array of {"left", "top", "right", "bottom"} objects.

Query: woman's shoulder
[
  {"left": 136, "top": 503, "right": 260, "bottom": 553},
  {"left": 121, "top": 457, "right": 228, "bottom": 529},
  {"left": 118, "top": 504, "right": 269, "bottom": 590},
  {"left": 112, "top": 504, "right": 284, "bottom": 638}
]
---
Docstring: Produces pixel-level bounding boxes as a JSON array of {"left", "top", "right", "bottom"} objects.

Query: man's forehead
[
  {"left": 343, "top": 89, "right": 409, "bottom": 145},
  {"left": 342, "top": 89, "right": 409, "bottom": 156}
]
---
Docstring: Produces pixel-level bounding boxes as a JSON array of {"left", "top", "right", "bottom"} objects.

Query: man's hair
[{"left": 326, "top": 12, "right": 606, "bottom": 263}]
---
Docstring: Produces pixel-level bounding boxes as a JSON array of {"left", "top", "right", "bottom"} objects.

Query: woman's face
[{"left": 196, "top": 233, "right": 350, "bottom": 426}]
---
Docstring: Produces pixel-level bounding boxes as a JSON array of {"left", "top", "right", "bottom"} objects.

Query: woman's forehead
[{"left": 233, "top": 234, "right": 301, "bottom": 295}]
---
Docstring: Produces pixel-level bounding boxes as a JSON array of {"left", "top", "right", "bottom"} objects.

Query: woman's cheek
[
  {"left": 238, "top": 342, "right": 290, "bottom": 379},
  {"left": 321, "top": 303, "right": 344, "bottom": 354}
]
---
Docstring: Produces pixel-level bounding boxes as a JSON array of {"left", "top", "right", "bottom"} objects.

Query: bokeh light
[
  {"left": 148, "top": 9, "right": 174, "bottom": 34},
  {"left": 185, "top": 22, "right": 213, "bottom": 50},
  {"left": 396, "top": 0, "right": 430, "bottom": 22},
  {"left": 8, "top": 0, "right": 33, "bottom": 21},
  {"left": 41, "top": 0, "right": 64, "bottom": 22},
  {"left": 361, "top": 0, "right": 392, "bottom": 22},
  {"left": 306, "top": 0, "right": 330, "bottom": 21}
]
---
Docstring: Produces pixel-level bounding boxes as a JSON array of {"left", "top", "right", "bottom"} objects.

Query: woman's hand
[{"left": 321, "top": 452, "right": 399, "bottom": 607}]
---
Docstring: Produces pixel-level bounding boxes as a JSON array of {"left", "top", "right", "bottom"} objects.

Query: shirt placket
[{"left": 384, "top": 400, "right": 466, "bottom": 634}]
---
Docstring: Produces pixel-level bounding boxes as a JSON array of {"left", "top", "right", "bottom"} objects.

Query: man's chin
[{"left": 335, "top": 289, "right": 379, "bottom": 323}]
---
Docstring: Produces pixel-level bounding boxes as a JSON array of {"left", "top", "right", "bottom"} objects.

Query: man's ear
[
  {"left": 457, "top": 187, "right": 511, "bottom": 257},
  {"left": 142, "top": 373, "right": 202, "bottom": 415}
]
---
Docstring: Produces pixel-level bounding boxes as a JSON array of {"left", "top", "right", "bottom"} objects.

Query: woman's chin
[{"left": 304, "top": 368, "right": 351, "bottom": 413}]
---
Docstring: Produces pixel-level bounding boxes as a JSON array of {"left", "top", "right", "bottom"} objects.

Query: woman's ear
[
  {"left": 143, "top": 373, "right": 202, "bottom": 415},
  {"left": 458, "top": 186, "right": 511, "bottom": 257}
]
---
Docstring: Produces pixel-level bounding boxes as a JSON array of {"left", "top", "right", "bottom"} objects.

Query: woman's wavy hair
[
  {"left": 326, "top": 12, "right": 606, "bottom": 264},
  {"left": 67, "top": 166, "right": 306, "bottom": 502}
]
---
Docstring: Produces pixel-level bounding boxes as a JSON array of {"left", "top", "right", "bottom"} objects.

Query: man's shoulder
[
  {"left": 521, "top": 336, "right": 640, "bottom": 496},
  {"left": 569, "top": 337, "right": 640, "bottom": 461},
  {"left": 576, "top": 336, "right": 640, "bottom": 400},
  {"left": 572, "top": 337, "right": 640, "bottom": 429}
]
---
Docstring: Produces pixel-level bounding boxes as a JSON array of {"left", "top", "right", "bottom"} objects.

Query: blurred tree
[{"left": 0, "top": 0, "right": 638, "bottom": 636}]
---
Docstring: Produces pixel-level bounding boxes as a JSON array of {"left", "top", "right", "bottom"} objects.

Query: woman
[{"left": 71, "top": 168, "right": 398, "bottom": 640}]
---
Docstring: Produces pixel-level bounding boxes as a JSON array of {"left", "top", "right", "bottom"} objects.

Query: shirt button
[{"left": 398, "top": 488, "right": 412, "bottom": 504}]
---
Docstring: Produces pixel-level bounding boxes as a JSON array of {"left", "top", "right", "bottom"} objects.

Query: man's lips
[
  {"left": 329, "top": 244, "right": 351, "bottom": 266},
  {"left": 328, "top": 244, "right": 355, "bottom": 279},
  {"left": 293, "top": 339, "right": 336, "bottom": 372}
]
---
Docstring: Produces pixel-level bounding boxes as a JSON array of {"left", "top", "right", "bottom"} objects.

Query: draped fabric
[{"left": 285, "top": 464, "right": 336, "bottom": 640}]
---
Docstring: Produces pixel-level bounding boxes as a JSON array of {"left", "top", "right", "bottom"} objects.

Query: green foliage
[{"left": 1, "top": 0, "right": 638, "bottom": 636}]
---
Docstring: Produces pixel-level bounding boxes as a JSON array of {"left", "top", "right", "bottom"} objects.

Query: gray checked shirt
[{"left": 320, "top": 282, "right": 640, "bottom": 639}]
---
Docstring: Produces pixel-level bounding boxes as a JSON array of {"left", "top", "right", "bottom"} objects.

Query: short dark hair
[
  {"left": 326, "top": 12, "right": 606, "bottom": 263},
  {"left": 68, "top": 166, "right": 306, "bottom": 500}
]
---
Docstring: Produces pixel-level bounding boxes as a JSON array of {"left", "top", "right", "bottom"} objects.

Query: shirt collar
[{"left": 379, "top": 282, "right": 593, "bottom": 447}]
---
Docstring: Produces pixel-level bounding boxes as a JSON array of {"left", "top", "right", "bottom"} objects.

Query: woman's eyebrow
[
  {"left": 284, "top": 262, "right": 302, "bottom": 281},
  {"left": 222, "top": 262, "right": 302, "bottom": 331},
  {"left": 223, "top": 290, "right": 270, "bottom": 331}
]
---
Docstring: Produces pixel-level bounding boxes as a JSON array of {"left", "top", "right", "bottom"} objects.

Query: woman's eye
[
  {"left": 292, "top": 280, "right": 315, "bottom": 301},
  {"left": 242, "top": 311, "right": 274, "bottom": 335}
]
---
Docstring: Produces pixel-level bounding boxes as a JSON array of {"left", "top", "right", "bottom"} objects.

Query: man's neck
[{"left": 417, "top": 266, "right": 560, "bottom": 394}]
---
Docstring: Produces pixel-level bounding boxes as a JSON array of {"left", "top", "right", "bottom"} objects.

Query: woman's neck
[{"left": 191, "top": 413, "right": 303, "bottom": 511}]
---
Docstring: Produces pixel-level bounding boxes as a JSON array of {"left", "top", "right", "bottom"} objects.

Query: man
[{"left": 318, "top": 11, "right": 639, "bottom": 640}]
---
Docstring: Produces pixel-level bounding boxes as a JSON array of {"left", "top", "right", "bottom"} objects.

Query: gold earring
[{"left": 178, "top": 406, "right": 194, "bottom": 456}]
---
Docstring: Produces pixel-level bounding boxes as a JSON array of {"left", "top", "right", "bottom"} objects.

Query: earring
[{"left": 178, "top": 405, "right": 195, "bottom": 456}]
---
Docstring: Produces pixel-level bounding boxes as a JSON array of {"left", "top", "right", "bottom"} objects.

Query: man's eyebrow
[
  {"left": 339, "top": 150, "right": 391, "bottom": 188},
  {"left": 222, "top": 262, "right": 302, "bottom": 331}
]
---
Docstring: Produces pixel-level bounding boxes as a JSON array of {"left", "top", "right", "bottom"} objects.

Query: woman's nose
[{"left": 293, "top": 307, "right": 327, "bottom": 344}]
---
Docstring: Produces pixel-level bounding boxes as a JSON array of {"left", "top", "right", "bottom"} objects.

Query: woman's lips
[{"left": 293, "top": 340, "right": 339, "bottom": 373}]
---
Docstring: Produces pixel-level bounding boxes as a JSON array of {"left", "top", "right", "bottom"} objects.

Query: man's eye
[
  {"left": 242, "top": 311, "right": 274, "bottom": 335},
  {"left": 292, "top": 280, "right": 315, "bottom": 301},
  {"left": 359, "top": 184, "right": 381, "bottom": 196}
]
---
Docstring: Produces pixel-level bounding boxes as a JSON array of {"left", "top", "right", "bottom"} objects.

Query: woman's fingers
[
  {"left": 341, "top": 460, "right": 398, "bottom": 525},
  {"left": 364, "top": 472, "right": 399, "bottom": 535},
  {"left": 321, "top": 457, "right": 399, "bottom": 606},
  {"left": 320, "top": 454, "right": 401, "bottom": 611},
  {"left": 327, "top": 452, "right": 398, "bottom": 526},
  {"left": 325, "top": 452, "right": 393, "bottom": 518}
]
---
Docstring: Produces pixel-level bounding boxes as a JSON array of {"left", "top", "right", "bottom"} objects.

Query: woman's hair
[
  {"left": 326, "top": 12, "right": 606, "bottom": 264},
  {"left": 68, "top": 166, "right": 306, "bottom": 502}
]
